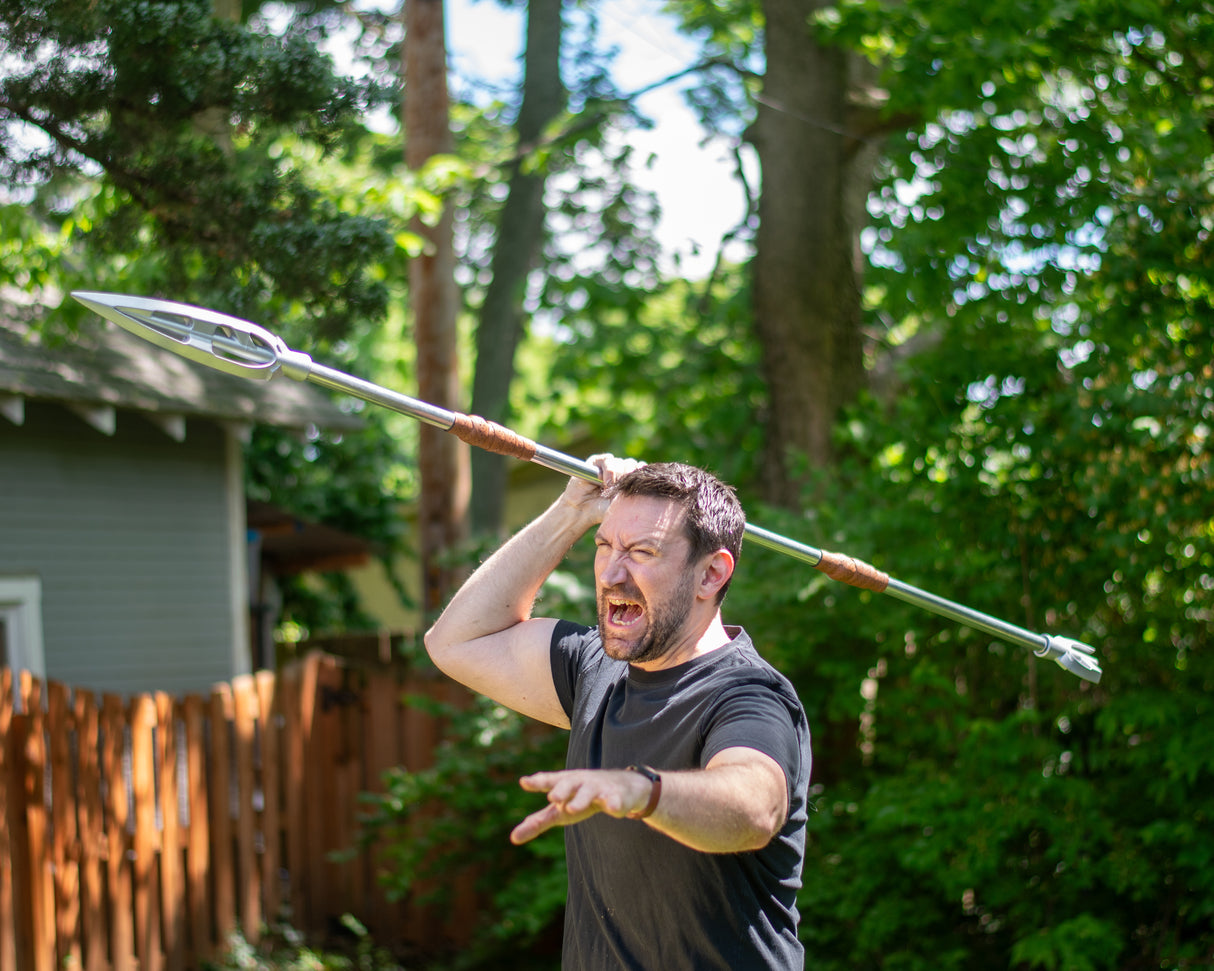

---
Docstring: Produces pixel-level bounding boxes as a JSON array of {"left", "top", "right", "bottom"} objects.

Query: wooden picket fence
[{"left": 0, "top": 651, "right": 477, "bottom": 971}]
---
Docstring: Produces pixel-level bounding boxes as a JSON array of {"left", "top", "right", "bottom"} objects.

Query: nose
[{"left": 597, "top": 548, "right": 628, "bottom": 587}]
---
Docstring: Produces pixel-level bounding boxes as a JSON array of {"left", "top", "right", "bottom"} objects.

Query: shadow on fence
[{"left": 0, "top": 651, "right": 477, "bottom": 970}]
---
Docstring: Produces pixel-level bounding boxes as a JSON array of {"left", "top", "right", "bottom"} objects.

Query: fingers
[
  {"left": 510, "top": 803, "right": 566, "bottom": 845},
  {"left": 559, "top": 453, "right": 644, "bottom": 519},
  {"left": 512, "top": 770, "right": 638, "bottom": 844},
  {"left": 590, "top": 453, "right": 645, "bottom": 488}
]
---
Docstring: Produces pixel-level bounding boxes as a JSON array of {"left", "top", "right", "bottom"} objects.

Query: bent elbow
[
  {"left": 740, "top": 818, "right": 781, "bottom": 853},
  {"left": 741, "top": 801, "right": 786, "bottom": 852},
  {"left": 422, "top": 624, "right": 450, "bottom": 669}
]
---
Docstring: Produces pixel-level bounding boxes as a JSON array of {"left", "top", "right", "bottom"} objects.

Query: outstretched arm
[
  {"left": 510, "top": 746, "right": 789, "bottom": 853},
  {"left": 424, "top": 456, "right": 638, "bottom": 727}
]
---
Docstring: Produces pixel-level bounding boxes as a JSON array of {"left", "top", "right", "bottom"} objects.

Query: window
[{"left": 0, "top": 576, "right": 46, "bottom": 680}]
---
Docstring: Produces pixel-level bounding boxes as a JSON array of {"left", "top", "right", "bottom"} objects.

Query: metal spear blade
[{"left": 73, "top": 291, "right": 285, "bottom": 379}]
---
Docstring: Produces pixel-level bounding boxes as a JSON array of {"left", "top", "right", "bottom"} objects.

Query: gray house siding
[{"left": 0, "top": 400, "right": 246, "bottom": 696}]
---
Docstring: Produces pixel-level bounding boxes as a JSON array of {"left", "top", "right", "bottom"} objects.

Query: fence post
[
  {"left": 155, "top": 692, "right": 186, "bottom": 971},
  {"left": 101, "top": 694, "right": 136, "bottom": 971},
  {"left": 231, "top": 676, "right": 261, "bottom": 942},
  {"left": 279, "top": 659, "right": 308, "bottom": 928},
  {"left": 182, "top": 694, "right": 214, "bottom": 961},
  {"left": 47, "top": 682, "right": 81, "bottom": 971},
  {"left": 73, "top": 689, "right": 107, "bottom": 971},
  {"left": 9, "top": 683, "right": 54, "bottom": 971},
  {"left": 0, "top": 667, "right": 15, "bottom": 971},
  {"left": 130, "top": 694, "right": 162, "bottom": 971},
  {"left": 255, "top": 670, "right": 282, "bottom": 927},
  {"left": 209, "top": 682, "right": 236, "bottom": 947}
]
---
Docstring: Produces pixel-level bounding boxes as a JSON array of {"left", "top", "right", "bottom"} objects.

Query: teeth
[{"left": 608, "top": 599, "right": 642, "bottom": 626}]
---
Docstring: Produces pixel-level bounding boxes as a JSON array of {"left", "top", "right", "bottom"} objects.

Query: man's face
[{"left": 593, "top": 494, "right": 699, "bottom": 666}]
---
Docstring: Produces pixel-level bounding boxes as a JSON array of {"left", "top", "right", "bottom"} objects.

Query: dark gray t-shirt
[{"left": 550, "top": 621, "right": 812, "bottom": 970}]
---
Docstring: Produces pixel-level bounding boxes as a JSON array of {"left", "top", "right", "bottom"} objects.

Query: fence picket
[
  {"left": 231, "top": 676, "right": 261, "bottom": 943},
  {"left": 156, "top": 692, "right": 186, "bottom": 971},
  {"left": 182, "top": 694, "right": 213, "bottom": 963},
  {"left": 0, "top": 652, "right": 480, "bottom": 967},
  {"left": 255, "top": 670, "right": 282, "bottom": 928},
  {"left": 72, "top": 689, "right": 107, "bottom": 971},
  {"left": 130, "top": 694, "right": 161, "bottom": 971},
  {"left": 208, "top": 682, "right": 236, "bottom": 948},
  {"left": 47, "top": 682, "right": 81, "bottom": 971},
  {"left": 0, "top": 668, "right": 14, "bottom": 971},
  {"left": 101, "top": 693, "right": 136, "bottom": 971}
]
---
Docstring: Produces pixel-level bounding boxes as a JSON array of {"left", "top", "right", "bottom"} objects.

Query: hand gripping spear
[{"left": 73, "top": 291, "right": 1103, "bottom": 683}]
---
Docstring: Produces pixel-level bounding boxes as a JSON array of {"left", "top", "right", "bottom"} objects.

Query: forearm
[
  {"left": 425, "top": 493, "right": 597, "bottom": 653},
  {"left": 513, "top": 749, "right": 789, "bottom": 853},
  {"left": 644, "top": 760, "right": 787, "bottom": 853}
]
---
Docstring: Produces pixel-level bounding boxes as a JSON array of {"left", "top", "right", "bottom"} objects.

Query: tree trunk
[
  {"left": 751, "top": 0, "right": 866, "bottom": 508},
  {"left": 468, "top": 0, "right": 566, "bottom": 537},
  {"left": 404, "top": 0, "right": 468, "bottom": 614}
]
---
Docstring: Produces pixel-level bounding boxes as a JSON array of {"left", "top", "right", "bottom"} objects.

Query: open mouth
[{"left": 607, "top": 598, "right": 644, "bottom": 628}]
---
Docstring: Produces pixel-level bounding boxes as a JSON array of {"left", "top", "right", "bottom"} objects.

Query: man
[{"left": 425, "top": 456, "right": 812, "bottom": 969}]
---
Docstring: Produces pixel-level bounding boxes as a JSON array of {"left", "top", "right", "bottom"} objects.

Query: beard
[{"left": 597, "top": 570, "right": 697, "bottom": 665}]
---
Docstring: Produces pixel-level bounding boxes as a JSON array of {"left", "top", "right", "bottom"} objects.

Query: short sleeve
[
  {"left": 701, "top": 680, "right": 803, "bottom": 804},
  {"left": 550, "top": 620, "right": 594, "bottom": 722}
]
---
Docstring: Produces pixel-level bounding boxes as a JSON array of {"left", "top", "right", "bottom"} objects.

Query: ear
[{"left": 697, "top": 549, "right": 735, "bottom": 601}]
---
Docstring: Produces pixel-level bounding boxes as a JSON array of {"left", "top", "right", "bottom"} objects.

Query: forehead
[{"left": 599, "top": 494, "right": 688, "bottom": 547}]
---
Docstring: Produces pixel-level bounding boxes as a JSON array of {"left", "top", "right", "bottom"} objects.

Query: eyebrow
[{"left": 593, "top": 529, "right": 663, "bottom": 551}]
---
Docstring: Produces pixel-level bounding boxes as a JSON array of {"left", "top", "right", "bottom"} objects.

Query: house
[{"left": 0, "top": 291, "right": 368, "bottom": 697}]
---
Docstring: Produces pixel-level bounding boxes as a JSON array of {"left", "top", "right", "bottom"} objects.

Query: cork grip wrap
[
  {"left": 815, "top": 550, "right": 890, "bottom": 592},
  {"left": 448, "top": 412, "right": 539, "bottom": 461}
]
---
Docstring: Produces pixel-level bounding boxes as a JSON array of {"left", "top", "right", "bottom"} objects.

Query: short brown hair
[{"left": 605, "top": 463, "right": 745, "bottom": 604}]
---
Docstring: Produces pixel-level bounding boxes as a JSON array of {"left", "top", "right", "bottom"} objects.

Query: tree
[
  {"left": 468, "top": 0, "right": 566, "bottom": 537},
  {"left": 0, "top": 0, "right": 395, "bottom": 335},
  {"left": 404, "top": 0, "right": 469, "bottom": 613},
  {"left": 749, "top": 0, "right": 866, "bottom": 502},
  {"left": 0, "top": 0, "right": 434, "bottom": 634},
  {"left": 776, "top": 1, "right": 1214, "bottom": 965}
]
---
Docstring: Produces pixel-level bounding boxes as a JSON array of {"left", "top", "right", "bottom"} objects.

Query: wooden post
[
  {"left": 156, "top": 692, "right": 185, "bottom": 970},
  {"left": 182, "top": 694, "right": 214, "bottom": 960},
  {"left": 279, "top": 660, "right": 308, "bottom": 927},
  {"left": 130, "top": 694, "right": 162, "bottom": 971},
  {"left": 73, "top": 689, "right": 107, "bottom": 971},
  {"left": 231, "top": 676, "right": 261, "bottom": 941},
  {"left": 364, "top": 666, "right": 403, "bottom": 934},
  {"left": 102, "top": 694, "right": 136, "bottom": 971},
  {"left": 0, "top": 668, "right": 15, "bottom": 971},
  {"left": 255, "top": 670, "right": 282, "bottom": 926},
  {"left": 208, "top": 683, "right": 236, "bottom": 945},
  {"left": 47, "top": 682, "right": 81, "bottom": 970}
]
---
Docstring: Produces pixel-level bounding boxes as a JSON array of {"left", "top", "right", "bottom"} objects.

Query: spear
[{"left": 72, "top": 291, "right": 1103, "bottom": 683}]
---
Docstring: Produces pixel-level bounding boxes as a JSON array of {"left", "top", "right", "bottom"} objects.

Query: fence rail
[{"left": 1, "top": 652, "right": 473, "bottom": 970}]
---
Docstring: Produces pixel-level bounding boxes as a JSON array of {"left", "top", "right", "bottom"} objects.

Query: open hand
[{"left": 510, "top": 768, "right": 655, "bottom": 844}]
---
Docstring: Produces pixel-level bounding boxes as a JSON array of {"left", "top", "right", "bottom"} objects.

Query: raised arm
[{"left": 423, "top": 456, "right": 637, "bottom": 727}]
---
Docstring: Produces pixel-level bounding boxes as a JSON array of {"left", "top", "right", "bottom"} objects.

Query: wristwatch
[{"left": 625, "top": 764, "right": 662, "bottom": 819}]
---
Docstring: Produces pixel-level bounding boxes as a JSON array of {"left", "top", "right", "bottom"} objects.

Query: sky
[{"left": 441, "top": 0, "right": 752, "bottom": 276}]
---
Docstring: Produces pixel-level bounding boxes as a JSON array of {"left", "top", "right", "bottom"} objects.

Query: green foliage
[
  {"left": 204, "top": 916, "right": 405, "bottom": 970},
  {"left": 6, "top": 0, "right": 1211, "bottom": 966},
  {"left": 540, "top": 263, "right": 766, "bottom": 485},
  {"left": 354, "top": 554, "right": 601, "bottom": 966},
  {"left": 723, "top": 5, "right": 1214, "bottom": 967},
  {"left": 357, "top": 691, "right": 569, "bottom": 968},
  {"left": 1, "top": 0, "right": 397, "bottom": 337}
]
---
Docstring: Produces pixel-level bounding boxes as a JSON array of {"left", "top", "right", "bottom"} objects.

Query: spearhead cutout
[{"left": 71, "top": 292, "right": 305, "bottom": 381}]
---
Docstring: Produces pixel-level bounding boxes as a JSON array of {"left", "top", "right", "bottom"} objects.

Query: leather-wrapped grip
[
  {"left": 815, "top": 550, "right": 889, "bottom": 592},
  {"left": 448, "top": 413, "right": 539, "bottom": 461}
]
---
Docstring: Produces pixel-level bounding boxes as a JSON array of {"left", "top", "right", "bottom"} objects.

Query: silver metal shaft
[{"left": 72, "top": 290, "right": 1103, "bottom": 683}]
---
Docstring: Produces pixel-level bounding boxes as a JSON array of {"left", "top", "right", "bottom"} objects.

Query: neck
[{"left": 631, "top": 610, "right": 730, "bottom": 672}]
